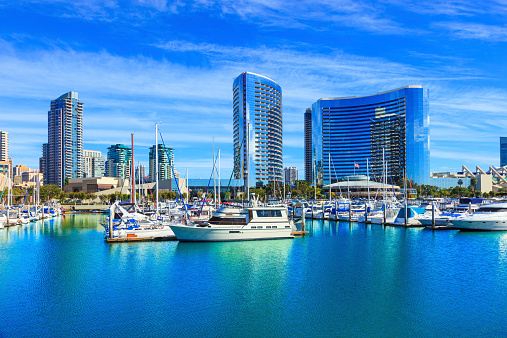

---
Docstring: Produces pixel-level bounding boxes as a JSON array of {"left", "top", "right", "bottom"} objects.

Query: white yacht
[
  {"left": 169, "top": 205, "right": 295, "bottom": 242},
  {"left": 452, "top": 203, "right": 507, "bottom": 231}
]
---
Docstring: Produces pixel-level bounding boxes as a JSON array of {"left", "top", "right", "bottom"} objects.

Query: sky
[{"left": 1, "top": 0, "right": 507, "bottom": 179}]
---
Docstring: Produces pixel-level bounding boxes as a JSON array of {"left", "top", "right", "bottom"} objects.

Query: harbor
[{"left": 1, "top": 213, "right": 507, "bottom": 337}]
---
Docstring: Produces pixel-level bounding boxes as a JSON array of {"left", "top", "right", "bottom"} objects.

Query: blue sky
[{"left": 1, "top": 0, "right": 507, "bottom": 179}]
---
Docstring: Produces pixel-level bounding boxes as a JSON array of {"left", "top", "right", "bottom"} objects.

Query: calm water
[{"left": 1, "top": 214, "right": 507, "bottom": 337}]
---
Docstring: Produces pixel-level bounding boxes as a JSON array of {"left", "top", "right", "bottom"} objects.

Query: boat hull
[
  {"left": 169, "top": 224, "right": 294, "bottom": 242},
  {"left": 452, "top": 220, "right": 507, "bottom": 231}
]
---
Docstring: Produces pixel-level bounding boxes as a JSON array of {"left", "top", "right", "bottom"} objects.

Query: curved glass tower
[
  {"left": 233, "top": 72, "right": 283, "bottom": 188},
  {"left": 308, "top": 86, "right": 429, "bottom": 186}
]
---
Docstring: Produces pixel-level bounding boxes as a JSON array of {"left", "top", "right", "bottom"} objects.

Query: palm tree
[{"left": 458, "top": 179, "right": 463, "bottom": 187}]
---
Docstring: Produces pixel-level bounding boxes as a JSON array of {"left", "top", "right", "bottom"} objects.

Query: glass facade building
[
  {"left": 233, "top": 72, "right": 283, "bottom": 188},
  {"left": 83, "top": 150, "right": 105, "bottom": 178},
  {"left": 105, "top": 144, "right": 132, "bottom": 179},
  {"left": 41, "top": 91, "right": 84, "bottom": 188},
  {"left": 304, "top": 108, "right": 312, "bottom": 183},
  {"left": 308, "top": 86, "right": 429, "bottom": 186},
  {"left": 500, "top": 137, "right": 507, "bottom": 167},
  {"left": 0, "top": 130, "right": 8, "bottom": 162},
  {"left": 149, "top": 144, "right": 174, "bottom": 181}
]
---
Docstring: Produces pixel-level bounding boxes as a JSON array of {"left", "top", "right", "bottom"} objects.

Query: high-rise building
[
  {"left": 0, "top": 130, "right": 8, "bottom": 161},
  {"left": 105, "top": 144, "right": 131, "bottom": 179},
  {"left": 83, "top": 150, "right": 105, "bottom": 178},
  {"left": 135, "top": 165, "right": 146, "bottom": 182},
  {"left": 233, "top": 72, "right": 283, "bottom": 188},
  {"left": 304, "top": 108, "right": 312, "bottom": 183},
  {"left": 40, "top": 143, "right": 48, "bottom": 185},
  {"left": 501, "top": 137, "right": 507, "bottom": 167},
  {"left": 284, "top": 167, "right": 298, "bottom": 185},
  {"left": 40, "top": 91, "right": 84, "bottom": 188},
  {"left": 308, "top": 86, "right": 429, "bottom": 186},
  {"left": 149, "top": 144, "right": 174, "bottom": 181}
]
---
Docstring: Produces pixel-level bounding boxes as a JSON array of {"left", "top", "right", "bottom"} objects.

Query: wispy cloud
[{"left": 434, "top": 22, "right": 507, "bottom": 42}]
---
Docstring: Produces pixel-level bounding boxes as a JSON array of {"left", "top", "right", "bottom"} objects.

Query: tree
[
  {"left": 64, "top": 177, "right": 69, "bottom": 186},
  {"left": 40, "top": 184, "right": 62, "bottom": 202},
  {"left": 457, "top": 179, "right": 463, "bottom": 188},
  {"left": 471, "top": 177, "right": 477, "bottom": 190}
]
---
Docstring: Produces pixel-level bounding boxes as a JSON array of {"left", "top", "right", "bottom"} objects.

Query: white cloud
[{"left": 434, "top": 22, "right": 507, "bottom": 42}]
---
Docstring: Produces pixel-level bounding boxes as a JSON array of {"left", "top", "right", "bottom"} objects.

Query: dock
[{"left": 106, "top": 236, "right": 177, "bottom": 243}]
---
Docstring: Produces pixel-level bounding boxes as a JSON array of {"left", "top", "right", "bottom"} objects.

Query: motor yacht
[
  {"left": 452, "top": 203, "right": 507, "bottom": 231},
  {"left": 168, "top": 204, "right": 295, "bottom": 242}
]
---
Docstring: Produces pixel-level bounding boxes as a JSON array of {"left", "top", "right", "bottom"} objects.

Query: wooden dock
[
  {"left": 291, "top": 230, "right": 309, "bottom": 237},
  {"left": 106, "top": 236, "right": 177, "bottom": 243}
]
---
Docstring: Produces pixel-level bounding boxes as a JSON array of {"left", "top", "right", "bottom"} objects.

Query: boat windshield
[
  {"left": 208, "top": 216, "right": 246, "bottom": 225},
  {"left": 477, "top": 207, "right": 507, "bottom": 213}
]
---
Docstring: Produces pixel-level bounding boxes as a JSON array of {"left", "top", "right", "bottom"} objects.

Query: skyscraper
[
  {"left": 233, "top": 72, "right": 283, "bottom": 188},
  {"left": 41, "top": 91, "right": 84, "bottom": 188},
  {"left": 501, "top": 137, "right": 507, "bottom": 167},
  {"left": 105, "top": 144, "right": 131, "bottom": 179},
  {"left": 0, "top": 130, "right": 8, "bottom": 162},
  {"left": 304, "top": 108, "right": 312, "bottom": 183},
  {"left": 308, "top": 86, "right": 429, "bottom": 185},
  {"left": 83, "top": 149, "right": 105, "bottom": 178},
  {"left": 284, "top": 167, "right": 298, "bottom": 185},
  {"left": 149, "top": 144, "right": 174, "bottom": 181}
]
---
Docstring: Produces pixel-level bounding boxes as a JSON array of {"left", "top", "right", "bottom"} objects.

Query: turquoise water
[{"left": 1, "top": 214, "right": 507, "bottom": 337}]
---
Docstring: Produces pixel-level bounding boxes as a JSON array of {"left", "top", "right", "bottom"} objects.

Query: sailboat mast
[
  {"left": 367, "top": 158, "right": 370, "bottom": 203},
  {"left": 155, "top": 123, "right": 159, "bottom": 214},
  {"left": 131, "top": 133, "right": 135, "bottom": 205},
  {"left": 329, "top": 153, "right": 331, "bottom": 202},
  {"left": 213, "top": 137, "right": 216, "bottom": 209},
  {"left": 218, "top": 149, "right": 221, "bottom": 207}
]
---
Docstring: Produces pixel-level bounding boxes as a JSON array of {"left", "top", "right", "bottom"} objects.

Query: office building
[
  {"left": 284, "top": 167, "right": 298, "bottom": 185},
  {"left": 40, "top": 143, "right": 48, "bottom": 185},
  {"left": 307, "top": 86, "right": 429, "bottom": 186},
  {"left": 501, "top": 137, "right": 507, "bottom": 167},
  {"left": 0, "top": 130, "right": 8, "bottom": 161},
  {"left": 135, "top": 165, "right": 146, "bottom": 182},
  {"left": 105, "top": 144, "right": 132, "bottom": 179},
  {"left": 233, "top": 72, "right": 283, "bottom": 188},
  {"left": 304, "top": 108, "right": 312, "bottom": 183},
  {"left": 149, "top": 144, "right": 174, "bottom": 181},
  {"left": 84, "top": 149, "right": 105, "bottom": 178},
  {"left": 40, "top": 91, "right": 84, "bottom": 188}
]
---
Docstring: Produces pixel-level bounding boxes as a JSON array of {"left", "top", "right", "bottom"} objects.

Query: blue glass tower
[
  {"left": 500, "top": 137, "right": 507, "bottom": 167},
  {"left": 233, "top": 72, "right": 283, "bottom": 188},
  {"left": 308, "top": 86, "right": 429, "bottom": 186},
  {"left": 44, "top": 91, "right": 84, "bottom": 188}
]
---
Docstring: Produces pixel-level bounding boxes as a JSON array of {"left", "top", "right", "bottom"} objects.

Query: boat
[
  {"left": 103, "top": 202, "right": 176, "bottom": 240},
  {"left": 451, "top": 203, "right": 507, "bottom": 231},
  {"left": 169, "top": 204, "right": 295, "bottom": 242}
]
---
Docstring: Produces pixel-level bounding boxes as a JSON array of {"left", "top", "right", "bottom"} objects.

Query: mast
[
  {"left": 186, "top": 168, "right": 189, "bottom": 206},
  {"left": 213, "top": 137, "right": 216, "bottom": 209},
  {"left": 329, "top": 153, "right": 331, "bottom": 202},
  {"left": 155, "top": 123, "right": 159, "bottom": 215},
  {"left": 367, "top": 158, "right": 370, "bottom": 203},
  {"left": 131, "top": 133, "right": 135, "bottom": 205},
  {"left": 246, "top": 123, "right": 250, "bottom": 203},
  {"left": 218, "top": 149, "right": 221, "bottom": 206}
]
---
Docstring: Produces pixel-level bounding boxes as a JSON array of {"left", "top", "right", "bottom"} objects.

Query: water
[{"left": 2, "top": 215, "right": 507, "bottom": 337}]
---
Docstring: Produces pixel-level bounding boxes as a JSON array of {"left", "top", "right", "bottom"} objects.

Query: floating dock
[{"left": 106, "top": 236, "right": 177, "bottom": 243}]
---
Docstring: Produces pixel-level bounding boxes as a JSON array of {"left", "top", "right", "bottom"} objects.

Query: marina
[{"left": 2, "top": 213, "right": 507, "bottom": 337}]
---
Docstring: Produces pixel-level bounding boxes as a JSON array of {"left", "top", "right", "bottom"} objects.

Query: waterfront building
[
  {"left": 135, "top": 165, "right": 146, "bottom": 182},
  {"left": 501, "top": 137, "right": 507, "bottom": 167},
  {"left": 83, "top": 150, "right": 105, "bottom": 178},
  {"left": 307, "top": 86, "right": 429, "bottom": 186},
  {"left": 233, "top": 72, "right": 283, "bottom": 188},
  {"left": 0, "top": 130, "right": 8, "bottom": 162},
  {"left": 304, "top": 108, "right": 312, "bottom": 183},
  {"left": 149, "top": 144, "right": 174, "bottom": 181},
  {"left": 284, "top": 167, "right": 298, "bottom": 185},
  {"left": 40, "top": 91, "right": 84, "bottom": 188},
  {"left": 105, "top": 144, "right": 131, "bottom": 179},
  {"left": 39, "top": 143, "right": 48, "bottom": 185}
]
